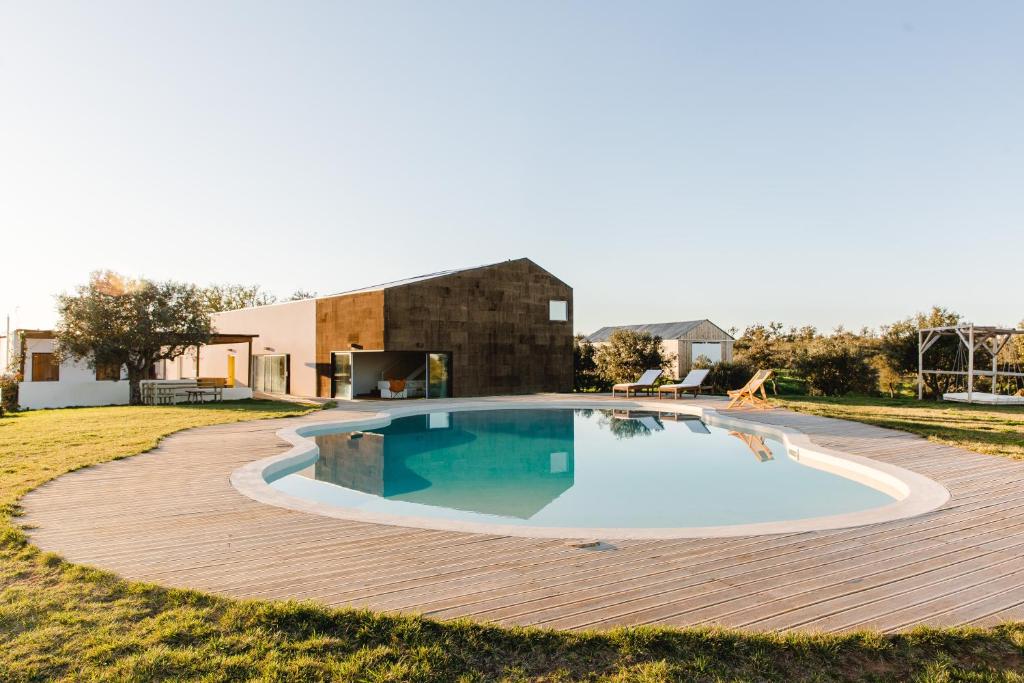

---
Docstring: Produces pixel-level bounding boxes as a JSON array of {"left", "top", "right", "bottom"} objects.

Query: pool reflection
[{"left": 308, "top": 409, "right": 575, "bottom": 518}]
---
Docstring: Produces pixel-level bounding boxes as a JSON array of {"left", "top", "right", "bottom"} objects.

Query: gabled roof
[
  {"left": 585, "top": 320, "right": 733, "bottom": 343},
  {"left": 323, "top": 264, "right": 486, "bottom": 297},
  {"left": 322, "top": 257, "right": 567, "bottom": 298},
  {"left": 212, "top": 258, "right": 567, "bottom": 315}
]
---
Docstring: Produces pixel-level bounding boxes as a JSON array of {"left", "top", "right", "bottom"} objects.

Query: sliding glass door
[
  {"left": 332, "top": 352, "right": 353, "bottom": 400},
  {"left": 426, "top": 353, "right": 450, "bottom": 398},
  {"left": 253, "top": 354, "right": 289, "bottom": 394}
]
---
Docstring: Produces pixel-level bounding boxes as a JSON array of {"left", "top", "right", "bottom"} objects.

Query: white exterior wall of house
[
  {"left": 206, "top": 299, "right": 318, "bottom": 397},
  {"left": 15, "top": 336, "right": 253, "bottom": 410},
  {"left": 18, "top": 337, "right": 130, "bottom": 409}
]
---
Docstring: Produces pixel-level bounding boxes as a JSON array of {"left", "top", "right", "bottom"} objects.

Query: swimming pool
[{"left": 265, "top": 408, "right": 900, "bottom": 531}]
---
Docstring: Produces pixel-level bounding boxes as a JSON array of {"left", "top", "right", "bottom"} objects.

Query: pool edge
[{"left": 229, "top": 399, "right": 951, "bottom": 540}]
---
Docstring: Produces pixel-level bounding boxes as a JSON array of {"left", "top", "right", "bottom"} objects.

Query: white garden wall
[
  {"left": 18, "top": 381, "right": 130, "bottom": 409},
  {"left": 17, "top": 382, "right": 252, "bottom": 410}
]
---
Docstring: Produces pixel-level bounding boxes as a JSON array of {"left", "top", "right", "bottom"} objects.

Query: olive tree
[
  {"left": 792, "top": 333, "right": 879, "bottom": 396},
  {"left": 201, "top": 283, "right": 277, "bottom": 312},
  {"left": 572, "top": 334, "right": 602, "bottom": 391},
  {"left": 877, "top": 307, "right": 961, "bottom": 399},
  {"left": 595, "top": 330, "right": 673, "bottom": 385},
  {"left": 56, "top": 271, "right": 213, "bottom": 405}
]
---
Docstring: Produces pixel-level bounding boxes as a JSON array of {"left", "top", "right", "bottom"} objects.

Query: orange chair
[{"left": 387, "top": 378, "right": 407, "bottom": 399}]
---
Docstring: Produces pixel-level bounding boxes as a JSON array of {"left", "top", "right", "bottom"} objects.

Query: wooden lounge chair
[
  {"left": 726, "top": 369, "right": 773, "bottom": 409},
  {"left": 611, "top": 369, "right": 663, "bottom": 398},
  {"left": 728, "top": 431, "right": 774, "bottom": 461},
  {"left": 657, "top": 369, "right": 711, "bottom": 399}
]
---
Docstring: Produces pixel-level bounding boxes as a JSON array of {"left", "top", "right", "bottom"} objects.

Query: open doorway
[{"left": 331, "top": 351, "right": 451, "bottom": 399}]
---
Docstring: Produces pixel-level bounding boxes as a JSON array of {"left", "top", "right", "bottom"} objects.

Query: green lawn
[
  {"left": 774, "top": 395, "right": 1024, "bottom": 461},
  {"left": 1, "top": 401, "right": 1023, "bottom": 681}
]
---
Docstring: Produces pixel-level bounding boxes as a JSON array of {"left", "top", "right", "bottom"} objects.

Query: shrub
[
  {"left": 572, "top": 335, "right": 604, "bottom": 392},
  {"left": 595, "top": 330, "right": 673, "bottom": 386},
  {"left": 0, "top": 371, "right": 19, "bottom": 414},
  {"left": 692, "top": 354, "right": 714, "bottom": 369},
  {"left": 704, "top": 360, "right": 755, "bottom": 395},
  {"left": 793, "top": 337, "right": 879, "bottom": 396}
]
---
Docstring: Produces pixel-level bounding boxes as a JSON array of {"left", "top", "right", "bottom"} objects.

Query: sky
[{"left": 1, "top": 1, "right": 1022, "bottom": 337}]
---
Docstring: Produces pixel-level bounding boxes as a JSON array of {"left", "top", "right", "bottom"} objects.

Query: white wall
[
  {"left": 17, "top": 382, "right": 252, "bottom": 410},
  {"left": 16, "top": 337, "right": 254, "bottom": 409},
  {"left": 207, "top": 300, "right": 318, "bottom": 396},
  {"left": 18, "top": 381, "right": 129, "bottom": 409},
  {"left": 23, "top": 338, "right": 112, "bottom": 382}
]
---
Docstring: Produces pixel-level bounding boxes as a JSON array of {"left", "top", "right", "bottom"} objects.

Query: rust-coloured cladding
[
  {"left": 383, "top": 259, "right": 573, "bottom": 396},
  {"left": 314, "top": 290, "right": 385, "bottom": 396}
]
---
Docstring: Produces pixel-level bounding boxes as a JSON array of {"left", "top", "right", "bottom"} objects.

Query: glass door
[
  {"left": 253, "top": 354, "right": 288, "bottom": 394},
  {"left": 426, "top": 353, "right": 450, "bottom": 398},
  {"left": 332, "top": 352, "right": 353, "bottom": 399}
]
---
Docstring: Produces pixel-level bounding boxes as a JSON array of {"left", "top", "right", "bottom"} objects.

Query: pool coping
[{"left": 229, "top": 399, "right": 951, "bottom": 540}]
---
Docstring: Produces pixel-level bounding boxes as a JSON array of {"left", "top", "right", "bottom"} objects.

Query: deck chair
[
  {"left": 385, "top": 378, "right": 407, "bottom": 399},
  {"left": 726, "top": 369, "right": 773, "bottom": 409},
  {"left": 611, "top": 369, "right": 663, "bottom": 398},
  {"left": 728, "top": 431, "right": 774, "bottom": 462},
  {"left": 657, "top": 369, "right": 710, "bottom": 399}
]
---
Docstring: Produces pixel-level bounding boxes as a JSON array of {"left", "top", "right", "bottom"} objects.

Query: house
[
  {"left": 585, "top": 320, "right": 734, "bottom": 379},
  {"left": 5, "top": 329, "right": 255, "bottom": 410},
  {"left": 3, "top": 258, "right": 572, "bottom": 409},
  {"left": 199, "top": 258, "right": 573, "bottom": 399}
]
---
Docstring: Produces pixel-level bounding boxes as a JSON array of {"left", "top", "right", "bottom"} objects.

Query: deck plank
[{"left": 19, "top": 395, "right": 1024, "bottom": 631}]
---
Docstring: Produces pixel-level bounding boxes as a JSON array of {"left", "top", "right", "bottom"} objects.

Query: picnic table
[{"left": 140, "top": 379, "right": 225, "bottom": 405}]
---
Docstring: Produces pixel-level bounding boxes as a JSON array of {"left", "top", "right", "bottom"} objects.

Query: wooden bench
[
  {"left": 141, "top": 380, "right": 198, "bottom": 406},
  {"left": 194, "top": 378, "right": 226, "bottom": 402}
]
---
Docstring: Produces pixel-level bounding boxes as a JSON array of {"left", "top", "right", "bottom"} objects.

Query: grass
[
  {"left": 0, "top": 401, "right": 1022, "bottom": 681},
  {"left": 773, "top": 395, "right": 1024, "bottom": 461}
]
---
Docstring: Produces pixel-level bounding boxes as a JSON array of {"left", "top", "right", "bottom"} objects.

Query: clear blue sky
[{"left": 2, "top": 1, "right": 1021, "bottom": 336}]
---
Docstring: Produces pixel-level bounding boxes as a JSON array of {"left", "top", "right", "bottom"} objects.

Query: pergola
[
  {"left": 190, "top": 333, "right": 258, "bottom": 384},
  {"left": 918, "top": 324, "right": 1024, "bottom": 404}
]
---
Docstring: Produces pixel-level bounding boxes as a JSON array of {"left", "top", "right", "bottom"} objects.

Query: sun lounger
[
  {"left": 726, "top": 369, "right": 773, "bottom": 409},
  {"left": 657, "top": 369, "right": 710, "bottom": 399},
  {"left": 611, "top": 369, "right": 663, "bottom": 398}
]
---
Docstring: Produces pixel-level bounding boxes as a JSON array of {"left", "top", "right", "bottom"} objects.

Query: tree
[
  {"left": 733, "top": 322, "right": 786, "bottom": 393},
  {"left": 572, "top": 334, "right": 602, "bottom": 391},
  {"left": 595, "top": 330, "right": 673, "bottom": 385},
  {"left": 792, "top": 335, "right": 878, "bottom": 396},
  {"left": 202, "top": 284, "right": 277, "bottom": 312},
  {"left": 877, "top": 307, "right": 961, "bottom": 399},
  {"left": 288, "top": 290, "right": 318, "bottom": 301},
  {"left": 56, "top": 271, "right": 213, "bottom": 405}
]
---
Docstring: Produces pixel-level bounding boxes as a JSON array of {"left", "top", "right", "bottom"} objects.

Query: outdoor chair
[
  {"left": 726, "top": 369, "right": 773, "bottom": 409},
  {"left": 611, "top": 369, "right": 662, "bottom": 398},
  {"left": 657, "top": 369, "right": 711, "bottom": 399},
  {"left": 386, "top": 378, "right": 407, "bottom": 399}
]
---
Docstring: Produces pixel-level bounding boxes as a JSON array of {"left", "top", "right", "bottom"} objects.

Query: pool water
[{"left": 268, "top": 409, "right": 895, "bottom": 529}]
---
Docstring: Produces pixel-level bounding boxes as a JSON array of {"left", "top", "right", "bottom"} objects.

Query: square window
[{"left": 549, "top": 300, "right": 568, "bottom": 321}]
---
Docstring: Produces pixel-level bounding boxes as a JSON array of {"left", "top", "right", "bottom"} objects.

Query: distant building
[{"left": 585, "top": 320, "right": 734, "bottom": 379}]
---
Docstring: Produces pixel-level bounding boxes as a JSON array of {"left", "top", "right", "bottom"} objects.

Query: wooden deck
[{"left": 20, "top": 395, "right": 1024, "bottom": 632}]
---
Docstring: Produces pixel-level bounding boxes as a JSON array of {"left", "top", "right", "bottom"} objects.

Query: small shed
[{"left": 585, "top": 320, "right": 734, "bottom": 379}]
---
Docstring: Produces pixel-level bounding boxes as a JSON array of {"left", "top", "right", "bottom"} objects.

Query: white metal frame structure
[{"left": 918, "top": 324, "right": 1024, "bottom": 403}]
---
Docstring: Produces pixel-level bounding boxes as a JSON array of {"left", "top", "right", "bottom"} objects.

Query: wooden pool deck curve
[{"left": 21, "top": 395, "right": 1024, "bottom": 633}]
